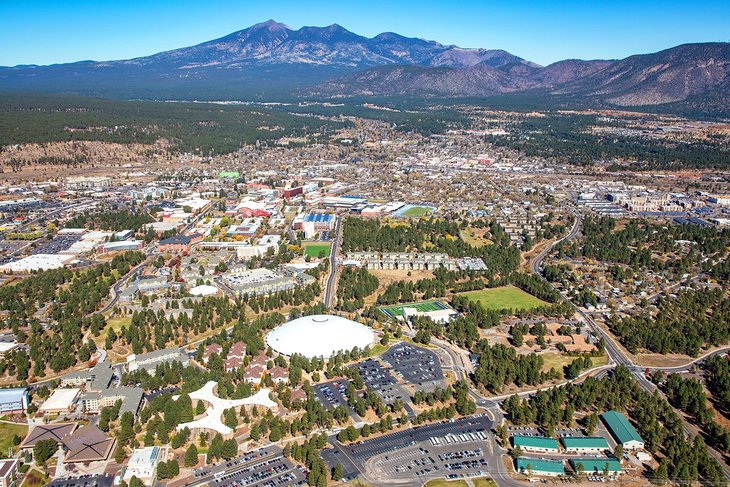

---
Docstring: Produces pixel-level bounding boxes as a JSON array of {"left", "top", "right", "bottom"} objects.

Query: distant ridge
[{"left": 0, "top": 20, "right": 727, "bottom": 114}]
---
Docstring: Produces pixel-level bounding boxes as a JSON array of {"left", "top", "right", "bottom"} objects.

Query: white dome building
[{"left": 266, "top": 314, "right": 375, "bottom": 359}]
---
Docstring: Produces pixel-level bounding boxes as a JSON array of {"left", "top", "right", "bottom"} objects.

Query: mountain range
[{"left": 1, "top": 20, "right": 728, "bottom": 114}]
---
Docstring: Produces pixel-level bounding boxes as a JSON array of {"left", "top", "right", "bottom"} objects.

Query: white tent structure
[
  {"left": 189, "top": 284, "right": 219, "bottom": 297},
  {"left": 266, "top": 314, "right": 375, "bottom": 359},
  {"left": 175, "top": 381, "right": 277, "bottom": 436}
]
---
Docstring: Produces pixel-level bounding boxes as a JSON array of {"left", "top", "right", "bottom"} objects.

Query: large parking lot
[
  {"left": 350, "top": 358, "right": 416, "bottom": 417},
  {"left": 192, "top": 446, "right": 306, "bottom": 487},
  {"left": 382, "top": 342, "right": 445, "bottom": 391},
  {"left": 30, "top": 234, "right": 80, "bottom": 255},
  {"left": 322, "top": 415, "right": 493, "bottom": 482},
  {"left": 313, "top": 378, "right": 363, "bottom": 422},
  {"left": 370, "top": 440, "right": 491, "bottom": 483}
]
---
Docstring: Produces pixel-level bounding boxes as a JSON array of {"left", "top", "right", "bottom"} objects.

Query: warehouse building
[
  {"left": 602, "top": 410, "right": 645, "bottom": 450},
  {"left": 512, "top": 435, "right": 559, "bottom": 453},
  {"left": 0, "top": 254, "right": 73, "bottom": 273},
  {"left": 561, "top": 436, "right": 609, "bottom": 454},
  {"left": 514, "top": 458, "right": 565, "bottom": 477}
]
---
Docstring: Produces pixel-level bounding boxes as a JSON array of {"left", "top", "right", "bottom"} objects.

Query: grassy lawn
[
  {"left": 303, "top": 242, "right": 331, "bottom": 258},
  {"left": 541, "top": 352, "right": 609, "bottom": 376},
  {"left": 460, "top": 285, "right": 547, "bottom": 312},
  {"left": 95, "top": 316, "right": 131, "bottom": 345},
  {"left": 472, "top": 479, "right": 497, "bottom": 487},
  {"left": 0, "top": 421, "right": 27, "bottom": 456},
  {"left": 21, "top": 469, "right": 48, "bottom": 487},
  {"left": 424, "top": 479, "right": 469, "bottom": 487},
  {"left": 368, "top": 342, "right": 390, "bottom": 357},
  {"left": 460, "top": 228, "right": 491, "bottom": 247},
  {"left": 540, "top": 353, "right": 576, "bottom": 375},
  {"left": 402, "top": 206, "right": 432, "bottom": 217},
  {"left": 368, "top": 336, "right": 431, "bottom": 357}
]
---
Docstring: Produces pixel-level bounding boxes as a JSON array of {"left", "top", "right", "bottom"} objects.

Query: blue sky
[{"left": 1, "top": 0, "right": 728, "bottom": 66}]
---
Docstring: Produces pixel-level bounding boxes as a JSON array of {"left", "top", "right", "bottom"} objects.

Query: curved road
[{"left": 531, "top": 208, "right": 730, "bottom": 480}]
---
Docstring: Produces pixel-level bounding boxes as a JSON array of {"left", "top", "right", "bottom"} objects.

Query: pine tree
[{"left": 184, "top": 444, "right": 199, "bottom": 467}]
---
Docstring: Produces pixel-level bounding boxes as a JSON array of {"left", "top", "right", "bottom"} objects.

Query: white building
[
  {"left": 39, "top": 388, "right": 81, "bottom": 414},
  {"left": 0, "top": 254, "right": 73, "bottom": 273},
  {"left": 266, "top": 315, "right": 374, "bottom": 359},
  {"left": 127, "top": 348, "right": 188, "bottom": 374},
  {"left": 123, "top": 446, "right": 167, "bottom": 486},
  {"left": 66, "top": 176, "right": 112, "bottom": 190}
]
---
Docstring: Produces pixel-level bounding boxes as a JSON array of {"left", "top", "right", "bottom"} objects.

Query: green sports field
[
  {"left": 401, "top": 206, "right": 432, "bottom": 217},
  {"left": 460, "top": 285, "right": 546, "bottom": 312},
  {"left": 303, "top": 242, "right": 331, "bottom": 258},
  {"left": 379, "top": 300, "right": 449, "bottom": 318}
]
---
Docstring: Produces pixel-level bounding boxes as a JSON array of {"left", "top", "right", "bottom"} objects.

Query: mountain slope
[
  {"left": 554, "top": 43, "right": 730, "bottom": 106},
  {"left": 312, "top": 64, "right": 540, "bottom": 97},
  {"left": 0, "top": 20, "right": 727, "bottom": 114}
]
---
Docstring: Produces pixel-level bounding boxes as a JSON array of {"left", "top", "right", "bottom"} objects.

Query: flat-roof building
[
  {"left": 0, "top": 254, "right": 73, "bottom": 273},
  {"left": 602, "top": 411, "right": 644, "bottom": 450},
  {"left": 39, "top": 388, "right": 81, "bottom": 414},
  {"left": 123, "top": 447, "right": 167, "bottom": 486}
]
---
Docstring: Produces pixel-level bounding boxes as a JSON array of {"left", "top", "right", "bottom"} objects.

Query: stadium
[
  {"left": 266, "top": 314, "right": 375, "bottom": 359},
  {"left": 379, "top": 300, "right": 458, "bottom": 323}
]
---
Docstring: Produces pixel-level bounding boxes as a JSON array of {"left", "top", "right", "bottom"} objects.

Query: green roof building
[
  {"left": 515, "top": 458, "right": 565, "bottom": 477},
  {"left": 218, "top": 171, "right": 240, "bottom": 179},
  {"left": 512, "top": 435, "right": 559, "bottom": 452},
  {"left": 569, "top": 458, "right": 622, "bottom": 475},
  {"left": 561, "top": 436, "right": 609, "bottom": 453},
  {"left": 601, "top": 410, "right": 645, "bottom": 450}
]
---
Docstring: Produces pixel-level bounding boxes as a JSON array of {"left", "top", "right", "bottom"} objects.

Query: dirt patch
[
  {"left": 0, "top": 140, "right": 177, "bottom": 182},
  {"left": 636, "top": 353, "right": 698, "bottom": 368},
  {"left": 364, "top": 269, "right": 434, "bottom": 306},
  {"left": 519, "top": 238, "right": 555, "bottom": 272}
]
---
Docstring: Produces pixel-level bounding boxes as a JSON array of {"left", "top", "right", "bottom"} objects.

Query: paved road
[
  {"left": 180, "top": 200, "right": 217, "bottom": 234},
  {"left": 95, "top": 254, "right": 150, "bottom": 315},
  {"left": 323, "top": 216, "right": 342, "bottom": 309}
]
